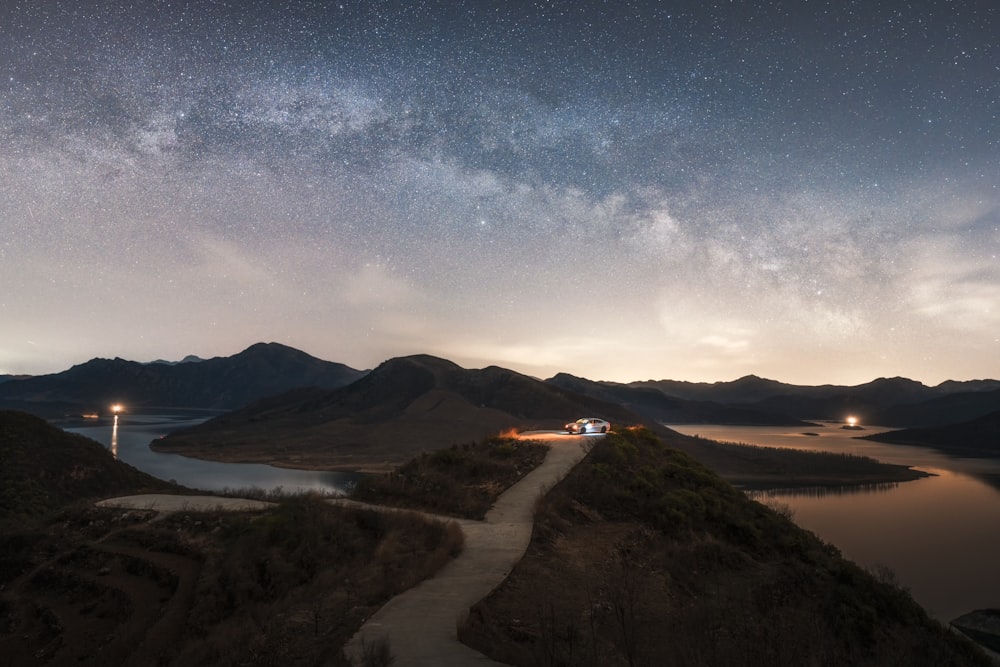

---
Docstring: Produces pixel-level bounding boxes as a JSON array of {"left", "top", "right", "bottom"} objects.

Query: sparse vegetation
[
  {"left": 350, "top": 436, "right": 548, "bottom": 519},
  {"left": 458, "top": 427, "right": 991, "bottom": 666},
  {"left": 0, "top": 494, "right": 463, "bottom": 666},
  {"left": 359, "top": 636, "right": 396, "bottom": 666}
]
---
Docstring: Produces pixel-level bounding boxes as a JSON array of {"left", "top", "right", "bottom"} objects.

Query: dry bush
[
  {"left": 351, "top": 436, "right": 547, "bottom": 519},
  {"left": 360, "top": 636, "right": 395, "bottom": 666}
]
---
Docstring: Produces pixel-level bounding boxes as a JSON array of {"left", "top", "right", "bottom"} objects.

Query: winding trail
[
  {"left": 342, "top": 434, "right": 596, "bottom": 666},
  {"left": 93, "top": 433, "right": 598, "bottom": 665}
]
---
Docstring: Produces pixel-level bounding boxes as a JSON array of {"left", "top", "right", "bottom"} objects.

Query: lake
[
  {"left": 669, "top": 423, "right": 1000, "bottom": 623},
  {"left": 65, "top": 411, "right": 358, "bottom": 495}
]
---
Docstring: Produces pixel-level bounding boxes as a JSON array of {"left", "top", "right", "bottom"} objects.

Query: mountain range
[
  {"left": 0, "top": 343, "right": 365, "bottom": 417},
  {"left": 580, "top": 374, "right": 1000, "bottom": 426},
  {"left": 5, "top": 343, "right": 997, "bottom": 428},
  {"left": 3, "top": 343, "right": 998, "bottom": 465}
]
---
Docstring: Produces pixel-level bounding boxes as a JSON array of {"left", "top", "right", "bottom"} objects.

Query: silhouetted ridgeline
[
  {"left": 4, "top": 343, "right": 997, "bottom": 428},
  {"left": 0, "top": 342, "right": 366, "bottom": 417},
  {"left": 621, "top": 375, "right": 1000, "bottom": 426}
]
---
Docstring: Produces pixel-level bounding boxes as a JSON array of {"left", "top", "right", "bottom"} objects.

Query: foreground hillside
[
  {"left": 0, "top": 410, "right": 176, "bottom": 522},
  {"left": 154, "top": 355, "right": 637, "bottom": 470},
  {"left": 460, "top": 427, "right": 989, "bottom": 666},
  {"left": 0, "top": 495, "right": 462, "bottom": 666},
  {"left": 0, "top": 424, "right": 548, "bottom": 666}
]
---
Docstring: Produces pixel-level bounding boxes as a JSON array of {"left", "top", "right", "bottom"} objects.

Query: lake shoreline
[
  {"left": 151, "top": 427, "right": 937, "bottom": 489},
  {"left": 732, "top": 464, "right": 934, "bottom": 490}
]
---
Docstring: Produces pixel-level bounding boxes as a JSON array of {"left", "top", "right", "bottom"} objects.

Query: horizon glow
[{"left": 2, "top": 2, "right": 997, "bottom": 385}]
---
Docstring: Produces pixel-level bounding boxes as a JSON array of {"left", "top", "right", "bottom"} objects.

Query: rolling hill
[
  {"left": 153, "top": 355, "right": 641, "bottom": 470},
  {"left": 867, "top": 388, "right": 1000, "bottom": 428},
  {"left": 862, "top": 409, "right": 1000, "bottom": 457}
]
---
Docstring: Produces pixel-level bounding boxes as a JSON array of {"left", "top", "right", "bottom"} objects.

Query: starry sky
[{"left": 2, "top": 1, "right": 997, "bottom": 385}]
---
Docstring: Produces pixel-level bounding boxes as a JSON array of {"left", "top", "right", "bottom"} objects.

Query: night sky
[{"left": 2, "top": 1, "right": 997, "bottom": 384}]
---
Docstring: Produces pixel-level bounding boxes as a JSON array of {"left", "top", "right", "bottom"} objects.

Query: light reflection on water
[
  {"left": 110, "top": 414, "right": 119, "bottom": 460},
  {"left": 670, "top": 424, "right": 1000, "bottom": 623},
  {"left": 64, "top": 411, "right": 358, "bottom": 496},
  {"left": 746, "top": 481, "right": 901, "bottom": 498}
]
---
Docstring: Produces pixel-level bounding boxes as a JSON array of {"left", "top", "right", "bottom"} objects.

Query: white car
[{"left": 565, "top": 418, "right": 610, "bottom": 435}]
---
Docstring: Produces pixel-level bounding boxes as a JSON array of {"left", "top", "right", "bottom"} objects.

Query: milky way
[{"left": 2, "top": 0, "right": 997, "bottom": 384}]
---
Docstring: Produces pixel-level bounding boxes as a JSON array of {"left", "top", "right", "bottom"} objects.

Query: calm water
[
  {"left": 64, "top": 411, "right": 357, "bottom": 495},
  {"left": 670, "top": 423, "right": 1000, "bottom": 622}
]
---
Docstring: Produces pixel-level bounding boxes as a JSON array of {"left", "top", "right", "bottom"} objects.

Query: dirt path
[{"left": 342, "top": 435, "right": 596, "bottom": 666}]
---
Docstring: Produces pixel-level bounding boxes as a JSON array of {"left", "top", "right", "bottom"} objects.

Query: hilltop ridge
[{"left": 153, "top": 354, "right": 637, "bottom": 470}]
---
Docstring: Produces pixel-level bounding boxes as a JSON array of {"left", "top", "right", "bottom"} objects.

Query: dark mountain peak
[
  {"left": 150, "top": 354, "right": 207, "bottom": 365},
  {"left": 63, "top": 356, "right": 137, "bottom": 376},
  {"left": 232, "top": 341, "right": 316, "bottom": 362},
  {"left": 854, "top": 377, "right": 930, "bottom": 404},
  {"left": 865, "top": 376, "right": 927, "bottom": 388},
  {"left": 370, "top": 355, "right": 465, "bottom": 379},
  {"left": 398, "top": 354, "right": 464, "bottom": 369},
  {"left": 546, "top": 371, "right": 605, "bottom": 384},
  {"left": 728, "top": 374, "right": 783, "bottom": 388}
]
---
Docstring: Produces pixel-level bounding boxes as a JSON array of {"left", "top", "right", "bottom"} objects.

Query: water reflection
[
  {"left": 65, "top": 411, "right": 358, "bottom": 496},
  {"left": 110, "top": 414, "right": 119, "bottom": 460},
  {"left": 670, "top": 424, "right": 1000, "bottom": 624},
  {"left": 746, "top": 481, "right": 900, "bottom": 499}
]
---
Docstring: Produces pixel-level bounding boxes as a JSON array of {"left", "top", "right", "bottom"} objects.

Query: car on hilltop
[{"left": 565, "top": 418, "right": 610, "bottom": 435}]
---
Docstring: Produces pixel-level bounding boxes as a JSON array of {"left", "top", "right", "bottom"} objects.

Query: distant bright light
[
  {"left": 111, "top": 403, "right": 124, "bottom": 414},
  {"left": 846, "top": 415, "right": 858, "bottom": 427}
]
